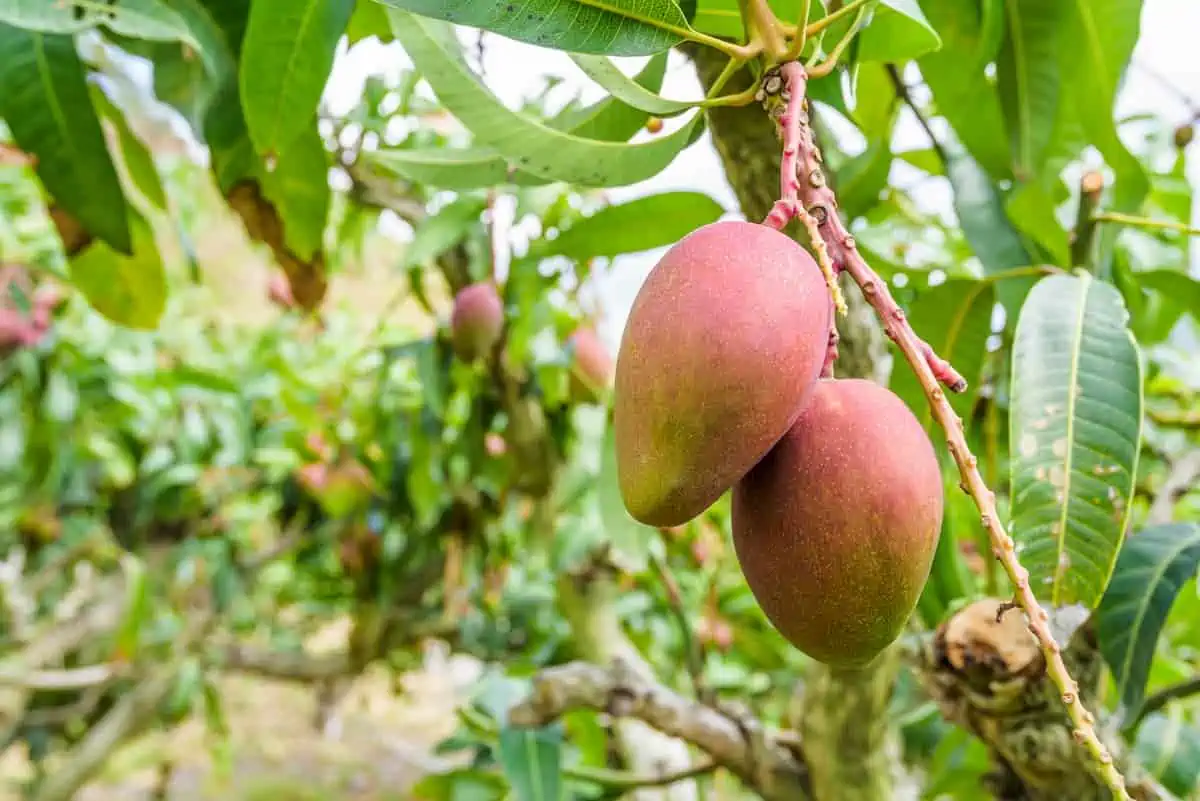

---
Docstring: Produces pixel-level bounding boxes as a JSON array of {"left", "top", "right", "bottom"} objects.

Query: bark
[{"left": 689, "top": 46, "right": 897, "bottom": 801}]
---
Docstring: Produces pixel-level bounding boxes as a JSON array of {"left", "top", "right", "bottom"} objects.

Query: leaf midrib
[{"left": 1050, "top": 273, "right": 1089, "bottom": 605}]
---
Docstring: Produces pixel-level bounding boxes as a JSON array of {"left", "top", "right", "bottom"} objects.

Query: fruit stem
[{"left": 767, "top": 61, "right": 1133, "bottom": 801}]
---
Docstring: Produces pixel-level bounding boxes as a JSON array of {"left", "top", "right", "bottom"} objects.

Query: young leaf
[
  {"left": 88, "top": 84, "right": 169, "bottom": 209},
  {"left": 1097, "top": 524, "right": 1200, "bottom": 723},
  {"left": 68, "top": 211, "right": 168, "bottom": 329},
  {"left": 890, "top": 277, "right": 997, "bottom": 428},
  {"left": 375, "top": 0, "right": 688, "bottom": 55},
  {"left": 239, "top": 0, "right": 354, "bottom": 157},
  {"left": 534, "top": 191, "right": 724, "bottom": 261},
  {"left": 1009, "top": 272, "right": 1143, "bottom": 609},
  {"left": 856, "top": 0, "right": 942, "bottom": 63},
  {"left": 497, "top": 726, "right": 563, "bottom": 801},
  {"left": 569, "top": 54, "right": 697, "bottom": 116},
  {"left": 388, "top": 10, "right": 705, "bottom": 188},
  {"left": 0, "top": 25, "right": 132, "bottom": 253},
  {"left": 996, "top": 0, "right": 1064, "bottom": 176}
]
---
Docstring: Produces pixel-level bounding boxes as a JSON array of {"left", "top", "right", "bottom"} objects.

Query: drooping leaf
[
  {"left": 535, "top": 191, "right": 723, "bottom": 261},
  {"left": 1096, "top": 524, "right": 1200, "bottom": 720},
  {"left": 1131, "top": 710, "right": 1200, "bottom": 797},
  {"left": 88, "top": 84, "right": 168, "bottom": 209},
  {"left": 388, "top": 10, "right": 705, "bottom": 188},
  {"left": 995, "top": 0, "right": 1064, "bottom": 177},
  {"left": 1009, "top": 272, "right": 1143, "bottom": 609},
  {"left": 917, "top": 0, "right": 1011, "bottom": 179},
  {"left": 890, "top": 276, "right": 997, "bottom": 428},
  {"left": 68, "top": 211, "right": 168, "bottom": 329},
  {"left": 569, "top": 54, "right": 698, "bottom": 116},
  {"left": 497, "top": 726, "right": 563, "bottom": 801},
  {"left": 258, "top": 125, "right": 331, "bottom": 263},
  {"left": 857, "top": 0, "right": 942, "bottom": 62},
  {"left": 942, "top": 138, "right": 1030, "bottom": 277},
  {"left": 1004, "top": 181, "right": 1069, "bottom": 267},
  {"left": 239, "top": 0, "right": 354, "bottom": 157},
  {"left": 0, "top": 25, "right": 132, "bottom": 253},
  {"left": 376, "top": 0, "right": 689, "bottom": 55}
]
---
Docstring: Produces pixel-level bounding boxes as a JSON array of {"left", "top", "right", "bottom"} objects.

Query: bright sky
[{"left": 322, "top": 0, "right": 1200, "bottom": 352}]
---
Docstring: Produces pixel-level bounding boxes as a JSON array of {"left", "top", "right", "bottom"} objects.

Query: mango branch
[{"left": 763, "top": 61, "right": 1131, "bottom": 800}]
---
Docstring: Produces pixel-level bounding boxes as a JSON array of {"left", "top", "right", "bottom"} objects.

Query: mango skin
[
  {"left": 614, "top": 220, "right": 831, "bottom": 527},
  {"left": 450, "top": 282, "right": 503, "bottom": 361},
  {"left": 731, "top": 378, "right": 943, "bottom": 668}
]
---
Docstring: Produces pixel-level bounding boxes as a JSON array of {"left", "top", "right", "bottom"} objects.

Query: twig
[
  {"left": 0, "top": 664, "right": 116, "bottom": 690},
  {"left": 1092, "top": 211, "right": 1200, "bottom": 236},
  {"left": 1149, "top": 409, "right": 1200, "bottom": 429},
  {"left": 1071, "top": 172, "right": 1106, "bottom": 267},
  {"left": 885, "top": 66, "right": 948, "bottom": 164},
  {"left": 764, "top": 61, "right": 1131, "bottom": 800},
  {"left": 507, "top": 659, "right": 809, "bottom": 801},
  {"left": 1130, "top": 675, "right": 1200, "bottom": 731},
  {"left": 648, "top": 550, "right": 710, "bottom": 703}
]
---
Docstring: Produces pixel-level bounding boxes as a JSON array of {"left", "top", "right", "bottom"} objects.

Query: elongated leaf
[
  {"left": 857, "top": 0, "right": 941, "bottom": 62},
  {"left": 890, "top": 277, "right": 997, "bottom": 427},
  {"left": 389, "top": 10, "right": 704, "bottom": 188},
  {"left": 0, "top": 25, "right": 132, "bottom": 253},
  {"left": 377, "top": 0, "right": 688, "bottom": 55},
  {"left": 89, "top": 85, "right": 168, "bottom": 209},
  {"left": 996, "top": 0, "right": 1064, "bottom": 175},
  {"left": 1005, "top": 181, "right": 1069, "bottom": 267},
  {"left": 497, "top": 726, "right": 562, "bottom": 801},
  {"left": 570, "top": 54, "right": 696, "bottom": 116},
  {"left": 239, "top": 0, "right": 354, "bottom": 156},
  {"left": 259, "top": 126, "right": 331, "bottom": 262},
  {"left": 837, "top": 140, "right": 892, "bottom": 220},
  {"left": 1009, "top": 272, "right": 1143, "bottom": 608},
  {"left": 917, "top": 0, "right": 1011, "bottom": 179},
  {"left": 1131, "top": 711, "right": 1200, "bottom": 797},
  {"left": 69, "top": 211, "right": 168, "bottom": 329},
  {"left": 1097, "top": 524, "right": 1200, "bottom": 719},
  {"left": 536, "top": 191, "right": 723, "bottom": 260},
  {"left": 943, "top": 138, "right": 1030, "bottom": 276},
  {"left": 113, "top": 554, "right": 150, "bottom": 661},
  {"left": 0, "top": 0, "right": 189, "bottom": 38},
  {"left": 94, "top": 0, "right": 197, "bottom": 43}
]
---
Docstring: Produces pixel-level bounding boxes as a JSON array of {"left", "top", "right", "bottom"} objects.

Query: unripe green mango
[
  {"left": 614, "top": 220, "right": 831, "bottom": 527},
  {"left": 732, "top": 378, "right": 943, "bottom": 668}
]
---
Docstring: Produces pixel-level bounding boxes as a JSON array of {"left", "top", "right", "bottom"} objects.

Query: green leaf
[
  {"left": 857, "top": 0, "right": 942, "bottom": 62},
  {"left": 1132, "top": 711, "right": 1200, "bottom": 797},
  {"left": 411, "top": 769, "right": 508, "bottom": 801},
  {"left": 598, "top": 423, "right": 657, "bottom": 572},
  {"left": 1004, "top": 181, "right": 1069, "bottom": 267},
  {"left": 535, "top": 192, "right": 723, "bottom": 260},
  {"left": 404, "top": 197, "right": 487, "bottom": 268},
  {"left": 239, "top": 0, "right": 354, "bottom": 156},
  {"left": 347, "top": 0, "right": 394, "bottom": 43},
  {"left": 837, "top": 140, "right": 892, "bottom": 220},
  {"left": 258, "top": 126, "right": 331, "bottom": 263},
  {"left": 896, "top": 147, "right": 943, "bottom": 176},
  {"left": 890, "top": 276, "right": 997, "bottom": 428},
  {"left": 376, "top": 0, "right": 689, "bottom": 55},
  {"left": 88, "top": 84, "right": 168, "bottom": 209},
  {"left": 1096, "top": 524, "right": 1200, "bottom": 720},
  {"left": 0, "top": 1, "right": 95, "bottom": 32},
  {"left": 113, "top": 553, "right": 151, "bottom": 659},
  {"left": 1137, "top": 269, "right": 1200, "bottom": 324},
  {"left": 0, "top": 25, "right": 132, "bottom": 253},
  {"left": 569, "top": 54, "right": 697, "bottom": 116},
  {"left": 68, "top": 211, "right": 168, "bottom": 329},
  {"left": 0, "top": 0, "right": 191, "bottom": 38},
  {"left": 943, "top": 139, "right": 1030, "bottom": 276},
  {"left": 1009, "top": 272, "right": 1143, "bottom": 609},
  {"left": 388, "top": 10, "right": 704, "bottom": 188},
  {"left": 497, "top": 726, "right": 563, "bottom": 801},
  {"left": 917, "top": 0, "right": 1011, "bottom": 179},
  {"left": 996, "top": 0, "right": 1064, "bottom": 176}
]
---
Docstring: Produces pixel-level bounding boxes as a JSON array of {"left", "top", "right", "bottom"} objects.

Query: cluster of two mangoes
[{"left": 613, "top": 221, "right": 944, "bottom": 668}]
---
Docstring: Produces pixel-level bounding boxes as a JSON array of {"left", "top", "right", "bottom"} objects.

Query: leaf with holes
[
  {"left": 239, "top": 0, "right": 354, "bottom": 157},
  {"left": 1009, "top": 272, "right": 1143, "bottom": 609},
  {"left": 68, "top": 211, "right": 167, "bottom": 329},
  {"left": 569, "top": 54, "right": 698, "bottom": 116},
  {"left": 1096, "top": 524, "right": 1200, "bottom": 719},
  {"left": 0, "top": 25, "right": 132, "bottom": 253},
  {"left": 890, "top": 277, "right": 997, "bottom": 429},
  {"left": 388, "top": 10, "right": 704, "bottom": 188},
  {"left": 376, "top": 0, "right": 690, "bottom": 55},
  {"left": 534, "top": 191, "right": 723, "bottom": 261}
]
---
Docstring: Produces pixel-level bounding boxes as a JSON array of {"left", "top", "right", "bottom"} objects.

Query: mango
[
  {"left": 731, "top": 378, "right": 943, "bottom": 667},
  {"left": 567, "top": 326, "right": 613, "bottom": 403},
  {"left": 613, "top": 220, "right": 830, "bottom": 527},
  {"left": 450, "top": 281, "right": 503, "bottom": 361}
]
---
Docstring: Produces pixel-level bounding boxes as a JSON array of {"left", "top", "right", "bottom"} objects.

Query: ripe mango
[
  {"left": 614, "top": 220, "right": 831, "bottom": 527},
  {"left": 732, "top": 378, "right": 943, "bottom": 667},
  {"left": 450, "top": 281, "right": 503, "bottom": 361},
  {"left": 567, "top": 326, "right": 613, "bottom": 403}
]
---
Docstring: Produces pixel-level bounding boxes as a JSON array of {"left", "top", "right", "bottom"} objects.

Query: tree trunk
[{"left": 689, "top": 47, "right": 900, "bottom": 801}]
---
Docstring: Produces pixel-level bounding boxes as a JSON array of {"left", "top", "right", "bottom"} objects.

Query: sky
[{"left": 319, "top": 0, "right": 1200, "bottom": 353}]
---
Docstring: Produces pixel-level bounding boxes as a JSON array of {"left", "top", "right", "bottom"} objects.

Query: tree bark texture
[{"left": 690, "top": 46, "right": 898, "bottom": 801}]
